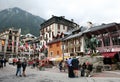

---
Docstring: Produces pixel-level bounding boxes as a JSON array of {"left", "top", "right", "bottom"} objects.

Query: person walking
[
  {"left": 86, "top": 63, "right": 93, "bottom": 77},
  {"left": 0, "top": 58, "right": 4, "bottom": 68},
  {"left": 3, "top": 58, "right": 7, "bottom": 67},
  {"left": 67, "top": 58, "right": 74, "bottom": 78},
  {"left": 16, "top": 59, "right": 22, "bottom": 77},
  {"left": 59, "top": 60, "right": 63, "bottom": 72},
  {"left": 22, "top": 58, "right": 27, "bottom": 77},
  {"left": 71, "top": 56, "right": 79, "bottom": 78},
  {"left": 81, "top": 62, "right": 86, "bottom": 77}
]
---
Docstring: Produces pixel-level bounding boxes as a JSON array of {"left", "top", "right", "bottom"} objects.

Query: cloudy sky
[{"left": 0, "top": 0, "right": 120, "bottom": 26}]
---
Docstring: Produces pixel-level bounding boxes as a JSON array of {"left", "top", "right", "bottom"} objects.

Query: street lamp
[{"left": 62, "top": 38, "right": 64, "bottom": 61}]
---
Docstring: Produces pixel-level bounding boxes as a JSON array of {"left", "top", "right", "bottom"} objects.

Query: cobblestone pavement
[
  {"left": 0, "top": 64, "right": 120, "bottom": 82},
  {"left": 92, "top": 71, "right": 120, "bottom": 77},
  {"left": 45, "top": 66, "right": 120, "bottom": 77}
]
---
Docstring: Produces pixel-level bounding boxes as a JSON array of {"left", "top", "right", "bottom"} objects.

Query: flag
[
  {"left": 33, "top": 43, "right": 36, "bottom": 50},
  {"left": 25, "top": 42, "right": 28, "bottom": 49},
  {"left": 1, "top": 40, "right": 5, "bottom": 46},
  {"left": 43, "top": 44, "right": 48, "bottom": 49},
  {"left": 12, "top": 41, "right": 14, "bottom": 46},
  {"left": 8, "top": 42, "right": 10, "bottom": 49}
]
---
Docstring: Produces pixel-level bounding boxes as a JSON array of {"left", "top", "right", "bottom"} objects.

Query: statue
[{"left": 85, "top": 35, "right": 98, "bottom": 54}]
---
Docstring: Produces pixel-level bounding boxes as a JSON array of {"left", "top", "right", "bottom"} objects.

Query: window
[
  {"left": 2, "top": 46, "right": 4, "bottom": 51},
  {"left": 50, "top": 45, "right": 52, "bottom": 48},
  {"left": 49, "top": 32, "right": 51, "bottom": 37},
  {"left": 103, "top": 37, "right": 110, "bottom": 46},
  {"left": 57, "top": 51, "right": 59, "bottom": 55},
  {"left": 58, "top": 24, "right": 60, "bottom": 30},
  {"left": 14, "top": 36, "right": 17, "bottom": 41},
  {"left": 14, "top": 47, "right": 16, "bottom": 52},
  {"left": 56, "top": 43, "right": 59, "bottom": 47},
  {"left": 52, "top": 32, "right": 54, "bottom": 36},
  {"left": 46, "top": 27, "right": 48, "bottom": 32},
  {"left": 112, "top": 36, "right": 120, "bottom": 45},
  {"left": 63, "top": 25, "right": 65, "bottom": 30},
  {"left": 50, "top": 52, "right": 53, "bottom": 57},
  {"left": 72, "top": 48, "right": 74, "bottom": 52},
  {"left": 97, "top": 39, "right": 102, "bottom": 47},
  {"left": 9, "top": 35, "right": 12, "bottom": 40},
  {"left": 76, "top": 47, "right": 80, "bottom": 51}
]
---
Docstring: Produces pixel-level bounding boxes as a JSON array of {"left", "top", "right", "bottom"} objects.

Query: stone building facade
[{"left": 0, "top": 28, "right": 21, "bottom": 58}]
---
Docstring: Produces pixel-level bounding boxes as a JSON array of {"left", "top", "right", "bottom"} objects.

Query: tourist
[
  {"left": 71, "top": 56, "right": 79, "bottom": 77},
  {"left": 67, "top": 58, "right": 74, "bottom": 78},
  {"left": 22, "top": 58, "right": 27, "bottom": 77},
  {"left": 16, "top": 59, "right": 22, "bottom": 77}
]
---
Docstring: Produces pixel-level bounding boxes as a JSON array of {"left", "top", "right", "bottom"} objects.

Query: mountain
[{"left": 0, "top": 7, "right": 45, "bottom": 36}]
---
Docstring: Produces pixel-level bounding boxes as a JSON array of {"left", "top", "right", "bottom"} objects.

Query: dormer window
[{"left": 58, "top": 24, "right": 60, "bottom": 30}]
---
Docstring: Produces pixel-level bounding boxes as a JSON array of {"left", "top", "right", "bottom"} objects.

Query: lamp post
[{"left": 62, "top": 39, "right": 64, "bottom": 61}]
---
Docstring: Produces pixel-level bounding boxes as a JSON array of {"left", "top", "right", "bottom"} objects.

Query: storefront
[{"left": 102, "top": 52, "right": 120, "bottom": 64}]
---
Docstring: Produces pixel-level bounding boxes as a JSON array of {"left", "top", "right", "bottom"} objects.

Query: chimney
[
  {"left": 52, "top": 15, "right": 54, "bottom": 17},
  {"left": 87, "top": 21, "right": 93, "bottom": 28},
  {"left": 71, "top": 19, "right": 74, "bottom": 22},
  {"left": 61, "top": 16, "right": 65, "bottom": 18}
]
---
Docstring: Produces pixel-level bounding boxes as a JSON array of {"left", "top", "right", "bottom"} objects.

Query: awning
[
  {"left": 102, "top": 52, "right": 117, "bottom": 58},
  {"left": 49, "top": 56, "right": 70, "bottom": 61}
]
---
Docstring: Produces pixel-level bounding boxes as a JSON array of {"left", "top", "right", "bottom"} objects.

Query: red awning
[{"left": 102, "top": 52, "right": 117, "bottom": 58}]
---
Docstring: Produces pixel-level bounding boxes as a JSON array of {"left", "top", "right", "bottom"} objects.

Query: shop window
[
  {"left": 112, "top": 36, "right": 120, "bottom": 45},
  {"left": 103, "top": 37, "right": 110, "bottom": 46},
  {"left": 97, "top": 39, "right": 102, "bottom": 47}
]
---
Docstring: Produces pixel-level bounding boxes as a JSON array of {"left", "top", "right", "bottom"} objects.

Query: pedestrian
[
  {"left": 86, "top": 63, "right": 93, "bottom": 77},
  {"left": 0, "top": 57, "right": 4, "bottom": 68},
  {"left": 62, "top": 60, "right": 66, "bottom": 72},
  {"left": 0, "top": 57, "right": 2, "bottom": 68},
  {"left": 59, "top": 60, "right": 63, "bottom": 72},
  {"left": 13, "top": 58, "right": 17, "bottom": 66},
  {"left": 67, "top": 58, "right": 75, "bottom": 78},
  {"left": 3, "top": 58, "right": 7, "bottom": 67},
  {"left": 71, "top": 56, "right": 79, "bottom": 78},
  {"left": 16, "top": 59, "right": 22, "bottom": 77},
  {"left": 81, "top": 62, "right": 86, "bottom": 77},
  {"left": 32, "top": 59, "right": 36, "bottom": 68},
  {"left": 22, "top": 58, "right": 27, "bottom": 77}
]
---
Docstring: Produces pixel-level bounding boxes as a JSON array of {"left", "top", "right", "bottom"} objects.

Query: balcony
[
  {"left": 44, "top": 37, "right": 48, "bottom": 40},
  {"left": 74, "top": 44, "right": 80, "bottom": 47}
]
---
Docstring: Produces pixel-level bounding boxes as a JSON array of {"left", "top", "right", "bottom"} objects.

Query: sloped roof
[
  {"left": 83, "top": 23, "right": 117, "bottom": 33},
  {"left": 47, "top": 38, "right": 63, "bottom": 45},
  {"left": 64, "top": 32, "right": 83, "bottom": 40}
]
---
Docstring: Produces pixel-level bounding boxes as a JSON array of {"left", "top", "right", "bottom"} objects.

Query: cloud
[{"left": 0, "top": 0, "right": 120, "bottom": 25}]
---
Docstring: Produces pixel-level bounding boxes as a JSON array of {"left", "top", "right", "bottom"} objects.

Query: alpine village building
[
  {"left": 0, "top": 16, "right": 120, "bottom": 67},
  {"left": 40, "top": 16, "right": 120, "bottom": 66},
  {"left": 0, "top": 28, "right": 21, "bottom": 58},
  {"left": 40, "top": 15, "right": 79, "bottom": 60},
  {"left": 83, "top": 23, "right": 120, "bottom": 65}
]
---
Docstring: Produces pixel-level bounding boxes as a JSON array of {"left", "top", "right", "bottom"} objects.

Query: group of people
[
  {"left": 16, "top": 58, "right": 27, "bottom": 77},
  {"left": 59, "top": 56, "right": 93, "bottom": 78},
  {"left": 81, "top": 62, "right": 93, "bottom": 77}
]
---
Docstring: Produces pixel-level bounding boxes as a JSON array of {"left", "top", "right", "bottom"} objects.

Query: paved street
[{"left": 0, "top": 63, "right": 120, "bottom": 82}]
